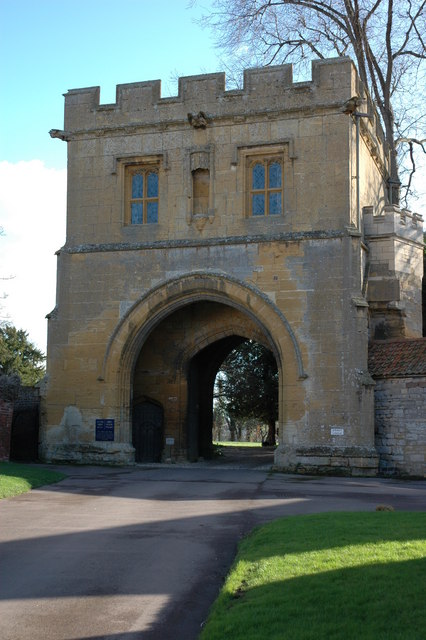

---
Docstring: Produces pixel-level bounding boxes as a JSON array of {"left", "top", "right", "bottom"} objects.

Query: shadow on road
[{"left": 1, "top": 464, "right": 425, "bottom": 640}]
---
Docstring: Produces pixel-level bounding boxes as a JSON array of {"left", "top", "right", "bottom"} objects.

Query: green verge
[
  {"left": 200, "top": 511, "right": 426, "bottom": 640},
  {"left": 213, "top": 441, "right": 263, "bottom": 448},
  {"left": 0, "top": 462, "right": 66, "bottom": 499}
]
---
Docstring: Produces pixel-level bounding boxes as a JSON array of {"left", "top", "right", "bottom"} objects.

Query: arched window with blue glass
[
  {"left": 249, "top": 157, "right": 283, "bottom": 217},
  {"left": 127, "top": 165, "right": 159, "bottom": 225}
]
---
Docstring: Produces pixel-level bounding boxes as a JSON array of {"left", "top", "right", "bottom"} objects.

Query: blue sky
[
  {"left": 0, "top": 0, "right": 221, "bottom": 349},
  {"left": 0, "top": 0, "right": 220, "bottom": 169}
]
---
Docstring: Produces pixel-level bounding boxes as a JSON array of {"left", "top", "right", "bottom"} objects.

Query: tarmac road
[{"left": 0, "top": 458, "right": 425, "bottom": 640}]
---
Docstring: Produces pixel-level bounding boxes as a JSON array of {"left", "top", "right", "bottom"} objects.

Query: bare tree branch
[
  {"left": 200, "top": 0, "right": 426, "bottom": 205},
  {"left": 396, "top": 137, "right": 426, "bottom": 150}
]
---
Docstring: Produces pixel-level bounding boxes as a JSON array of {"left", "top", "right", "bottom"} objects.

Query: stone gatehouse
[{"left": 41, "top": 57, "right": 424, "bottom": 475}]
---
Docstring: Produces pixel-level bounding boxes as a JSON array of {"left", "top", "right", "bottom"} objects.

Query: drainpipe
[
  {"left": 343, "top": 98, "right": 371, "bottom": 240},
  {"left": 354, "top": 112, "right": 371, "bottom": 241}
]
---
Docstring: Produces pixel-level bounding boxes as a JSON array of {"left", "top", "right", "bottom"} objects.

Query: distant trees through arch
[{"left": 213, "top": 340, "right": 278, "bottom": 446}]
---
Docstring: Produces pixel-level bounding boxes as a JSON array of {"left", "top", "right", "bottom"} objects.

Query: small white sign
[
  {"left": 331, "top": 428, "right": 344, "bottom": 436},
  {"left": 165, "top": 437, "right": 175, "bottom": 446}
]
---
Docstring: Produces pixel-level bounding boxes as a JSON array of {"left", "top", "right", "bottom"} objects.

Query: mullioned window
[
  {"left": 126, "top": 166, "right": 159, "bottom": 224},
  {"left": 248, "top": 157, "right": 283, "bottom": 217}
]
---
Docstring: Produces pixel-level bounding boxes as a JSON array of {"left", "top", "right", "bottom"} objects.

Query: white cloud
[{"left": 0, "top": 160, "right": 66, "bottom": 351}]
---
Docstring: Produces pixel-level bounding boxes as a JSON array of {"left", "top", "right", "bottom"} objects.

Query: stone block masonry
[
  {"left": 369, "top": 338, "right": 426, "bottom": 477},
  {"left": 375, "top": 377, "right": 425, "bottom": 477}
]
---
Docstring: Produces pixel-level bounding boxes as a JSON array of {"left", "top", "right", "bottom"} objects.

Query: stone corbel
[
  {"left": 351, "top": 296, "right": 369, "bottom": 308},
  {"left": 186, "top": 145, "right": 215, "bottom": 228},
  {"left": 187, "top": 111, "right": 210, "bottom": 129},
  {"left": 49, "top": 129, "right": 71, "bottom": 142},
  {"left": 355, "top": 369, "right": 376, "bottom": 387}
]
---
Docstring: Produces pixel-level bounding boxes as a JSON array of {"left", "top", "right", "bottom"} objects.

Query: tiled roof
[{"left": 368, "top": 338, "right": 426, "bottom": 378}]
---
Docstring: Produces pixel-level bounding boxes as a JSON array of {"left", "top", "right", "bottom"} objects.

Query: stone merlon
[{"left": 63, "top": 58, "right": 361, "bottom": 133}]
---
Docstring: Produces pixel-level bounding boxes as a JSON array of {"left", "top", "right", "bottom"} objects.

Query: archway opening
[
  {"left": 214, "top": 340, "right": 279, "bottom": 446},
  {"left": 189, "top": 337, "right": 279, "bottom": 465},
  {"left": 130, "top": 299, "right": 281, "bottom": 464},
  {"left": 187, "top": 335, "right": 245, "bottom": 461}
]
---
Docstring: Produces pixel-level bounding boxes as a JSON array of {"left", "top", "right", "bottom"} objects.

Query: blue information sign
[{"left": 96, "top": 419, "right": 115, "bottom": 441}]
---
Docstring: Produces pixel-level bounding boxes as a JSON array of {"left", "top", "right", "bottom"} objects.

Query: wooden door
[{"left": 132, "top": 401, "right": 163, "bottom": 462}]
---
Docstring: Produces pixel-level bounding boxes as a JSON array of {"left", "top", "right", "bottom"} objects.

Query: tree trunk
[
  {"left": 384, "top": 117, "right": 400, "bottom": 205},
  {"left": 265, "top": 418, "right": 276, "bottom": 446},
  {"left": 228, "top": 416, "right": 237, "bottom": 441}
]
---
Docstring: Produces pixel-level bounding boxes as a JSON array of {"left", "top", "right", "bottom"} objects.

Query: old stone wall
[{"left": 374, "top": 377, "right": 426, "bottom": 477}]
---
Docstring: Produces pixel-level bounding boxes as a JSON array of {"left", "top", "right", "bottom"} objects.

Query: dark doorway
[
  {"left": 133, "top": 401, "right": 164, "bottom": 462},
  {"left": 10, "top": 400, "right": 40, "bottom": 462}
]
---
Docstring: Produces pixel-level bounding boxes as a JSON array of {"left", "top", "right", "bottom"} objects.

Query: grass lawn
[
  {"left": 200, "top": 511, "right": 426, "bottom": 640},
  {"left": 213, "top": 441, "right": 263, "bottom": 448},
  {"left": 0, "top": 462, "right": 66, "bottom": 499}
]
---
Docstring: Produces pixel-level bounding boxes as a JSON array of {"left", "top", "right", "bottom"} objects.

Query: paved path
[{"left": 0, "top": 462, "right": 425, "bottom": 640}]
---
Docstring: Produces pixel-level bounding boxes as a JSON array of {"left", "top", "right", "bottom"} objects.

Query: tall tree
[
  {"left": 0, "top": 324, "right": 45, "bottom": 386},
  {"left": 216, "top": 340, "right": 278, "bottom": 444},
  {"left": 201, "top": 0, "right": 426, "bottom": 206}
]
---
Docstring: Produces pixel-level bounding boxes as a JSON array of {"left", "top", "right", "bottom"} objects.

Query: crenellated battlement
[
  {"left": 364, "top": 205, "right": 424, "bottom": 244},
  {"left": 365, "top": 204, "right": 424, "bottom": 340},
  {"left": 62, "top": 57, "right": 360, "bottom": 133}
]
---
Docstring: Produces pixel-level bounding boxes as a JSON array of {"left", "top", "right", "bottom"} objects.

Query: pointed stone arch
[{"left": 98, "top": 271, "right": 307, "bottom": 449}]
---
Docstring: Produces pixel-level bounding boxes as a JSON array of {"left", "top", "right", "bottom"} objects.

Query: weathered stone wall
[
  {"left": 374, "top": 376, "right": 426, "bottom": 477},
  {"left": 42, "top": 57, "right": 402, "bottom": 473}
]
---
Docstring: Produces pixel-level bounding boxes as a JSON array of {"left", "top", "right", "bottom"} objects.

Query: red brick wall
[{"left": 0, "top": 399, "right": 13, "bottom": 461}]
